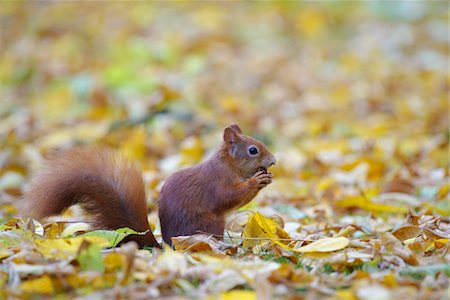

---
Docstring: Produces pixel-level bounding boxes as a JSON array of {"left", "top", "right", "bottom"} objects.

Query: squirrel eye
[{"left": 248, "top": 147, "right": 258, "bottom": 155}]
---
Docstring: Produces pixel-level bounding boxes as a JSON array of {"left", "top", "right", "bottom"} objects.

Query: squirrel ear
[
  {"left": 229, "top": 124, "right": 242, "bottom": 134},
  {"left": 223, "top": 127, "right": 238, "bottom": 144}
]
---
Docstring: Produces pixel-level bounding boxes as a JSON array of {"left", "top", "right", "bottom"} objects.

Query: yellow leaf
[
  {"left": 193, "top": 6, "right": 224, "bottom": 30},
  {"left": 242, "top": 212, "right": 291, "bottom": 250},
  {"left": 33, "top": 85, "right": 74, "bottom": 125},
  {"left": 336, "top": 196, "right": 408, "bottom": 214},
  {"left": 302, "top": 252, "right": 333, "bottom": 259},
  {"left": 91, "top": 273, "right": 117, "bottom": 289},
  {"left": 293, "top": 237, "right": 349, "bottom": 253},
  {"left": 120, "top": 126, "right": 147, "bottom": 161},
  {"left": 35, "top": 236, "right": 109, "bottom": 259},
  {"left": 334, "top": 226, "right": 356, "bottom": 238},
  {"left": 220, "top": 96, "right": 240, "bottom": 113},
  {"left": 340, "top": 157, "right": 385, "bottom": 179},
  {"left": 340, "top": 54, "right": 360, "bottom": 73},
  {"left": 423, "top": 203, "right": 450, "bottom": 217},
  {"left": 331, "top": 86, "right": 350, "bottom": 105},
  {"left": 66, "top": 274, "right": 88, "bottom": 289},
  {"left": 336, "top": 289, "right": 358, "bottom": 300},
  {"left": 20, "top": 275, "right": 54, "bottom": 295},
  {"left": 0, "top": 249, "right": 13, "bottom": 259},
  {"left": 37, "top": 122, "right": 109, "bottom": 149},
  {"left": 424, "top": 239, "right": 436, "bottom": 252},
  {"left": 403, "top": 237, "right": 417, "bottom": 245},
  {"left": 219, "top": 290, "right": 256, "bottom": 300},
  {"left": 296, "top": 10, "right": 325, "bottom": 38},
  {"left": 45, "top": 222, "right": 66, "bottom": 239},
  {"left": 434, "top": 239, "right": 449, "bottom": 249},
  {"left": 73, "top": 121, "right": 110, "bottom": 142},
  {"left": 104, "top": 252, "right": 125, "bottom": 272},
  {"left": 316, "top": 177, "right": 335, "bottom": 192},
  {"left": 180, "top": 136, "right": 205, "bottom": 166},
  {"left": 61, "top": 222, "right": 91, "bottom": 237},
  {"left": 242, "top": 212, "right": 277, "bottom": 249},
  {"left": 383, "top": 272, "right": 398, "bottom": 288},
  {"left": 438, "top": 183, "right": 449, "bottom": 199}
]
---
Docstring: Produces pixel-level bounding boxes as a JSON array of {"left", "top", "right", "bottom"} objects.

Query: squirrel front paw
[{"left": 249, "top": 171, "right": 273, "bottom": 189}]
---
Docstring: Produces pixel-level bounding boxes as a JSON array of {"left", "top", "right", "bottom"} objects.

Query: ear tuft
[
  {"left": 223, "top": 127, "right": 237, "bottom": 144},
  {"left": 229, "top": 124, "right": 242, "bottom": 134}
]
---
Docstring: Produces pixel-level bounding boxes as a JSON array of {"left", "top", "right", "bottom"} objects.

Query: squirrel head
[{"left": 222, "top": 124, "right": 276, "bottom": 178}]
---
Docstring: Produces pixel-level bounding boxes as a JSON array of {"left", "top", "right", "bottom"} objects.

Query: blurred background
[{"left": 0, "top": 2, "right": 448, "bottom": 219}]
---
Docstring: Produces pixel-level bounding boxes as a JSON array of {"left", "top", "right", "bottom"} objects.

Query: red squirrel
[
  {"left": 23, "top": 125, "right": 275, "bottom": 248},
  {"left": 158, "top": 124, "right": 276, "bottom": 244}
]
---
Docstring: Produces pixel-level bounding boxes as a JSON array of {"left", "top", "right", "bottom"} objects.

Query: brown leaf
[
  {"left": 406, "top": 209, "right": 420, "bottom": 226},
  {"left": 171, "top": 234, "right": 235, "bottom": 253},
  {"left": 382, "top": 177, "right": 415, "bottom": 194},
  {"left": 381, "top": 233, "right": 419, "bottom": 266},
  {"left": 423, "top": 228, "right": 449, "bottom": 239},
  {"left": 267, "top": 264, "right": 294, "bottom": 284},
  {"left": 392, "top": 226, "right": 422, "bottom": 242}
]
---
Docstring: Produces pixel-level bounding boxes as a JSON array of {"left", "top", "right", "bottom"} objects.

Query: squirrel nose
[
  {"left": 270, "top": 155, "right": 276, "bottom": 166},
  {"left": 266, "top": 155, "right": 276, "bottom": 167}
]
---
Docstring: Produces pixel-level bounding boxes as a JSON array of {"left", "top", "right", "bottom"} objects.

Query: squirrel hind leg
[{"left": 120, "top": 231, "right": 161, "bottom": 249}]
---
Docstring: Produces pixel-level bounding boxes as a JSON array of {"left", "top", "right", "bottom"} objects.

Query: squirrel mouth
[{"left": 256, "top": 167, "right": 267, "bottom": 174}]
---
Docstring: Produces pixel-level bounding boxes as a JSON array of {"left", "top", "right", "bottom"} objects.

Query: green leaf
[
  {"left": 0, "top": 232, "right": 22, "bottom": 247},
  {"left": 400, "top": 264, "right": 450, "bottom": 278},
  {"left": 77, "top": 241, "right": 104, "bottom": 272},
  {"left": 80, "top": 227, "right": 147, "bottom": 248},
  {"left": 361, "top": 258, "right": 380, "bottom": 273}
]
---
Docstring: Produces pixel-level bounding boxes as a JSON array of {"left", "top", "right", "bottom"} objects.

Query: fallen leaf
[
  {"left": 35, "top": 236, "right": 109, "bottom": 259},
  {"left": 76, "top": 240, "right": 104, "bottom": 272},
  {"left": 104, "top": 252, "right": 125, "bottom": 272},
  {"left": 242, "top": 212, "right": 291, "bottom": 250},
  {"left": 172, "top": 234, "right": 236, "bottom": 253},
  {"left": 293, "top": 237, "right": 349, "bottom": 253},
  {"left": 337, "top": 196, "right": 408, "bottom": 214},
  {"left": 392, "top": 226, "right": 422, "bottom": 242},
  {"left": 61, "top": 222, "right": 91, "bottom": 237},
  {"left": 20, "top": 275, "right": 55, "bottom": 295},
  {"left": 44, "top": 222, "right": 67, "bottom": 239},
  {"left": 219, "top": 289, "right": 256, "bottom": 300},
  {"left": 382, "top": 178, "right": 415, "bottom": 194},
  {"left": 80, "top": 227, "right": 146, "bottom": 247}
]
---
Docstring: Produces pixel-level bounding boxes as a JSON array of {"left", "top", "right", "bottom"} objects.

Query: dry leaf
[
  {"left": 293, "top": 237, "right": 349, "bottom": 253},
  {"left": 20, "top": 275, "right": 55, "bottom": 294},
  {"left": 392, "top": 226, "right": 422, "bottom": 242},
  {"left": 242, "top": 212, "right": 291, "bottom": 250},
  {"left": 172, "top": 234, "right": 215, "bottom": 252},
  {"left": 35, "top": 236, "right": 109, "bottom": 259}
]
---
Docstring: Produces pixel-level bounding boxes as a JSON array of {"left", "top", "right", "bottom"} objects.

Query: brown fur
[
  {"left": 23, "top": 147, "right": 160, "bottom": 248},
  {"left": 159, "top": 125, "right": 276, "bottom": 245}
]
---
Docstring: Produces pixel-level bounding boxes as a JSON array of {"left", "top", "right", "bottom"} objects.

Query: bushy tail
[{"left": 23, "top": 147, "right": 160, "bottom": 248}]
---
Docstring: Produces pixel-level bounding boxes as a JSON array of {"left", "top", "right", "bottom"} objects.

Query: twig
[
  {"left": 195, "top": 230, "right": 307, "bottom": 242},
  {"left": 225, "top": 228, "right": 237, "bottom": 245}
]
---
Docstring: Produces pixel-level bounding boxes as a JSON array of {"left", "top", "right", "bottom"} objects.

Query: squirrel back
[{"left": 23, "top": 147, "right": 160, "bottom": 248}]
